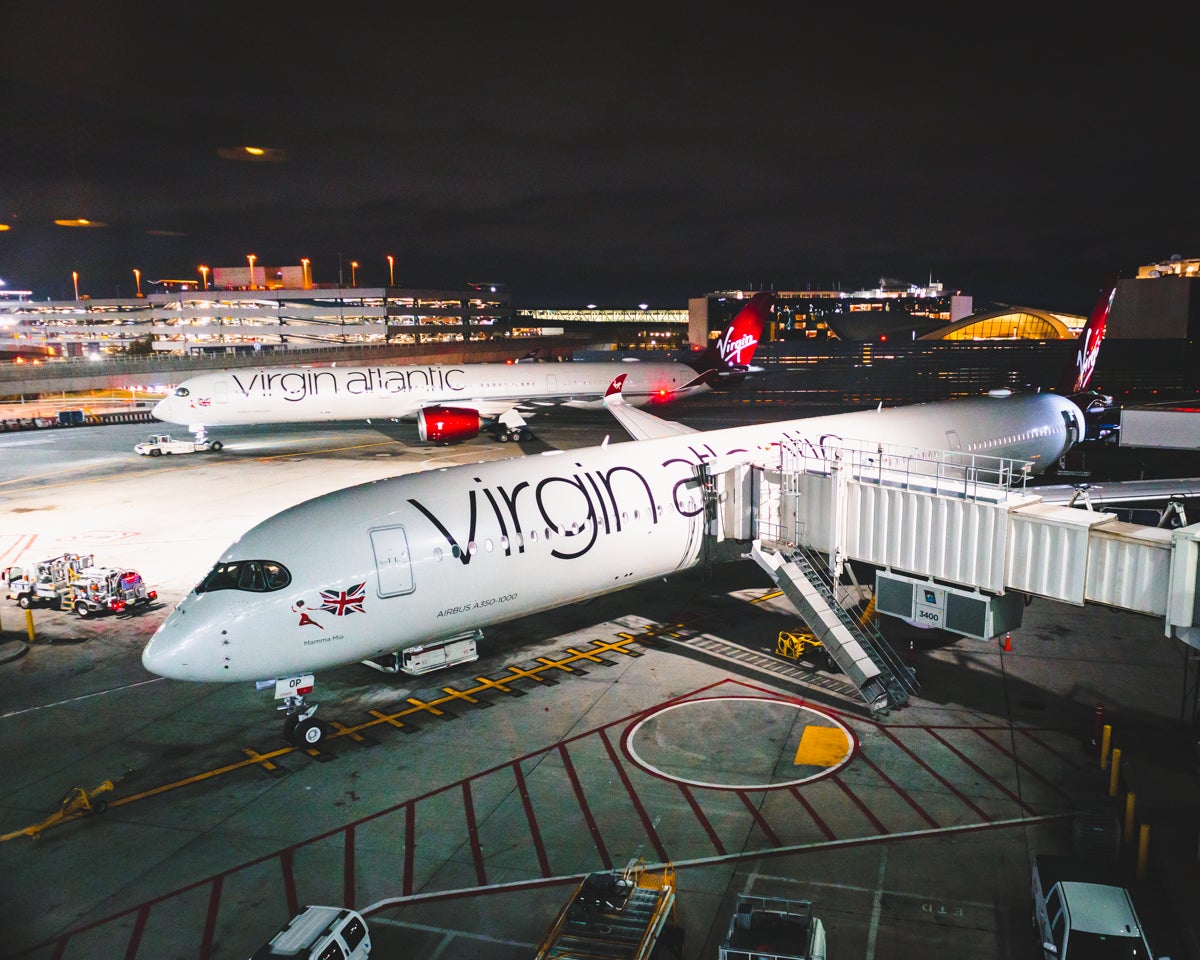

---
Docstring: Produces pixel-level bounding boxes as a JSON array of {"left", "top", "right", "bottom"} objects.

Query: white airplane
[
  {"left": 141, "top": 285, "right": 1114, "bottom": 746},
  {"left": 150, "top": 294, "right": 773, "bottom": 444}
]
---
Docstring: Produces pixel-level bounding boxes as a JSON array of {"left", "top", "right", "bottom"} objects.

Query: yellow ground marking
[
  {"left": 240, "top": 748, "right": 280, "bottom": 772},
  {"left": 794, "top": 725, "right": 852, "bottom": 768},
  {"left": 0, "top": 633, "right": 656, "bottom": 837},
  {"left": 439, "top": 687, "right": 481, "bottom": 706}
]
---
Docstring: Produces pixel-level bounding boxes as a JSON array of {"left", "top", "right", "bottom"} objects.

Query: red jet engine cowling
[{"left": 417, "top": 406, "right": 483, "bottom": 443}]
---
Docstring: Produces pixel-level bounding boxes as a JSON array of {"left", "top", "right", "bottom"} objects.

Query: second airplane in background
[{"left": 151, "top": 293, "right": 772, "bottom": 444}]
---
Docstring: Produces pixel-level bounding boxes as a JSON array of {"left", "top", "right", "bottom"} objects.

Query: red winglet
[{"left": 605, "top": 373, "right": 627, "bottom": 397}]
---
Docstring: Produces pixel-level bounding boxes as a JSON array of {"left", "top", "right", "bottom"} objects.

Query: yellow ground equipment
[
  {"left": 0, "top": 774, "right": 127, "bottom": 842},
  {"left": 775, "top": 630, "right": 834, "bottom": 672},
  {"left": 535, "top": 859, "right": 683, "bottom": 960}
]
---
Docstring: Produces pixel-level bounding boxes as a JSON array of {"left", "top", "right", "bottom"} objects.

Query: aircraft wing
[
  {"left": 601, "top": 374, "right": 697, "bottom": 440},
  {"left": 1031, "top": 477, "right": 1200, "bottom": 506}
]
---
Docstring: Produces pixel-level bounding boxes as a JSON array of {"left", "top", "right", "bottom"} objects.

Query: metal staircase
[{"left": 752, "top": 539, "right": 919, "bottom": 713}]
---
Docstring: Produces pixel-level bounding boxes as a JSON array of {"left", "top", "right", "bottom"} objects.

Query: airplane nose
[
  {"left": 142, "top": 606, "right": 213, "bottom": 680},
  {"left": 151, "top": 396, "right": 171, "bottom": 420},
  {"left": 142, "top": 622, "right": 186, "bottom": 679}
]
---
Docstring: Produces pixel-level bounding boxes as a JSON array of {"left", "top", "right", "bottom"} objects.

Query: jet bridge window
[{"left": 196, "top": 560, "right": 291, "bottom": 593}]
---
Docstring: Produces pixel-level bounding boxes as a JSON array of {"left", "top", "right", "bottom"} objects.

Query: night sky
[{"left": 0, "top": 7, "right": 1193, "bottom": 311}]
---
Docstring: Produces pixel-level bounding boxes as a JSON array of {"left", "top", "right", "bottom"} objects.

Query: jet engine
[{"left": 417, "top": 406, "right": 483, "bottom": 444}]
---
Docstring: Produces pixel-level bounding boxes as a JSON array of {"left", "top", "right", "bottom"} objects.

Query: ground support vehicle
[
  {"left": 134, "top": 433, "right": 223, "bottom": 456},
  {"left": 1032, "top": 854, "right": 1163, "bottom": 959},
  {"left": 3, "top": 553, "right": 95, "bottom": 609},
  {"left": 250, "top": 905, "right": 370, "bottom": 960},
  {"left": 718, "top": 894, "right": 827, "bottom": 960},
  {"left": 65, "top": 568, "right": 157, "bottom": 618},
  {"left": 0, "top": 771, "right": 132, "bottom": 842},
  {"left": 535, "top": 860, "right": 682, "bottom": 960}
]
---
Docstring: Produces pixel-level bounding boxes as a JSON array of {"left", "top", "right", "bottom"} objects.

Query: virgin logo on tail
[
  {"left": 717, "top": 292, "right": 772, "bottom": 367},
  {"left": 719, "top": 328, "right": 761, "bottom": 367},
  {"left": 1060, "top": 283, "right": 1115, "bottom": 395}
]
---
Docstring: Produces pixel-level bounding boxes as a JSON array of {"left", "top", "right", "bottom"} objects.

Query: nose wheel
[{"left": 280, "top": 695, "right": 327, "bottom": 747}]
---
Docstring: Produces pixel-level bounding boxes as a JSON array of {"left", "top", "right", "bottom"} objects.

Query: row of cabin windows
[{"left": 965, "top": 424, "right": 1051, "bottom": 453}]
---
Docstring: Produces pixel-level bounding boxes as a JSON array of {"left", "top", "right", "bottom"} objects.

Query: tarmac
[{"left": 0, "top": 410, "right": 1198, "bottom": 959}]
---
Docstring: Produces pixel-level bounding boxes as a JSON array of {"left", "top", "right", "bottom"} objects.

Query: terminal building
[{"left": 1, "top": 258, "right": 1197, "bottom": 405}]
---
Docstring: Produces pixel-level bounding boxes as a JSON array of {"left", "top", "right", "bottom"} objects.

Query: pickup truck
[
  {"left": 134, "top": 433, "right": 223, "bottom": 456},
  {"left": 1032, "top": 854, "right": 1165, "bottom": 959}
]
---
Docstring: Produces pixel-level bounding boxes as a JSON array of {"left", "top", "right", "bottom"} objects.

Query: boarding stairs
[
  {"left": 534, "top": 860, "right": 678, "bottom": 960},
  {"left": 697, "top": 454, "right": 918, "bottom": 713},
  {"left": 751, "top": 538, "right": 918, "bottom": 713}
]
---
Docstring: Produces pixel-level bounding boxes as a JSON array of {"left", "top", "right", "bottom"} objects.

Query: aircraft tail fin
[
  {"left": 1057, "top": 281, "right": 1115, "bottom": 396},
  {"left": 686, "top": 291, "right": 773, "bottom": 388}
]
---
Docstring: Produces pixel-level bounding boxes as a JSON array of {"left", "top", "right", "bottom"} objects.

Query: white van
[{"left": 250, "top": 905, "right": 371, "bottom": 960}]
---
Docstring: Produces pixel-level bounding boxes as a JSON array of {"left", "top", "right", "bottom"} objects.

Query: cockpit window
[
  {"left": 196, "top": 560, "right": 291, "bottom": 593},
  {"left": 172, "top": 386, "right": 190, "bottom": 397}
]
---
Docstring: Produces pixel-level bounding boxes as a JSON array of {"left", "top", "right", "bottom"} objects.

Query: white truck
[
  {"left": 4, "top": 554, "right": 157, "bottom": 617},
  {"left": 65, "top": 567, "right": 158, "bottom": 618},
  {"left": 134, "top": 433, "right": 223, "bottom": 456},
  {"left": 250, "top": 905, "right": 370, "bottom": 960},
  {"left": 1031, "top": 854, "right": 1166, "bottom": 959},
  {"left": 718, "top": 894, "right": 826, "bottom": 960},
  {"left": 4, "top": 553, "right": 95, "bottom": 609}
]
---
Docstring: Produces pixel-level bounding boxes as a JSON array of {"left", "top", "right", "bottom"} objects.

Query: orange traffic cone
[{"left": 1003, "top": 632, "right": 1013, "bottom": 652}]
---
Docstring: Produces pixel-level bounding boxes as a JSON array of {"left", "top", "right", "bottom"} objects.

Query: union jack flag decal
[{"left": 320, "top": 582, "right": 366, "bottom": 616}]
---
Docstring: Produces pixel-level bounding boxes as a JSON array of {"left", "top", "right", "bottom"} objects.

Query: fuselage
[
  {"left": 142, "top": 391, "right": 1084, "bottom": 683},
  {"left": 152, "top": 360, "right": 710, "bottom": 427}
]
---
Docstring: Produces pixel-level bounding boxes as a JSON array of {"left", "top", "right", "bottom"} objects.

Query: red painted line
[
  {"left": 875, "top": 725, "right": 991, "bottom": 821},
  {"left": 403, "top": 802, "right": 415, "bottom": 897},
  {"left": 461, "top": 781, "right": 488, "bottom": 887},
  {"left": 832, "top": 774, "right": 889, "bottom": 834},
  {"left": 558, "top": 742, "right": 612, "bottom": 869},
  {"left": 512, "top": 760, "right": 553, "bottom": 877},
  {"left": 855, "top": 751, "right": 940, "bottom": 828},
  {"left": 281, "top": 848, "right": 298, "bottom": 916},
  {"left": 677, "top": 783, "right": 726, "bottom": 855},
  {"left": 736, "top": 791, "right": 781, "bottom": 846},
  {"left": 970, "top": 728, "right": 1073, "bottom": 803},
  {"left": 599, "top": 727, "right": 669, "bottom": 864},
  {"left": 123, "top": 903, "right": 150, "bottom": 960},
  {"left": 198, "top": 875, "right": 223, "bottom": 960},
  {"left": 788, "top": 785, "right": 836, "bottom": 841},
  {"left": 343, "top": 825, "right": 357, "bottom": 908},
  {"left": 925, "top": 728, "right": 1038, "bottom": 812}
]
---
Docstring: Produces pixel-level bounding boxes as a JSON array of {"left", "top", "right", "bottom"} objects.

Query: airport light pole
[
  {"left": 72, "top": 271, "right": 79, "bottom": 300},
  {"left": 198, "top": 265, "right": 209, "bottom": 290},
  {"left": 300, "top": 258, "right": 310, "bottom": 290},
  {"left": 350, "top": 261, "right": 359, "bottom": 287},
  {"left": 133, "top": 269, "right": 142, "bottom": 297},
  {"left": 247, "top": 254, "right": 256, "bottom": 290},
  {"left": 387, "top": 255, "right": 394, "bottom": 287}
]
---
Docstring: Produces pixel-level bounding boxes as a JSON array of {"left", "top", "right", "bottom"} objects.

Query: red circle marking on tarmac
[{"left": 623, "top": 695, "right": 855, "bottom": 791}]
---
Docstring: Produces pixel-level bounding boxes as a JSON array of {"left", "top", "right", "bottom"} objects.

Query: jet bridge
[{"left": 698, "top": 437, "right": 1200, "bottom": 713}]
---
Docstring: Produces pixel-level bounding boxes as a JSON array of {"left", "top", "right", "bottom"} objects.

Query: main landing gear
[
  {"left": 494, "top": 426, "right": 534, "bottom": 443},
  {"left": 492, "top": 410, "right": 534, "bottom": 443}
]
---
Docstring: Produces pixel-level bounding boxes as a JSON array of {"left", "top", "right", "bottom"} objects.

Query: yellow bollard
[
  {"left": 1137, "top": 824, "right": 1150, "bottom": 880},
  {"left": 1124, "top": 792, "right": 1136, "bottom": 843},
  {"left": 1100, "top": 725, "right": 1112, "bottom": 770},
  {"left": 1108, "top": 748, "right": 1121, "bottom": 797},
  {"left": 25, "top": 608, "right": 35, "bottom": 644}
]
